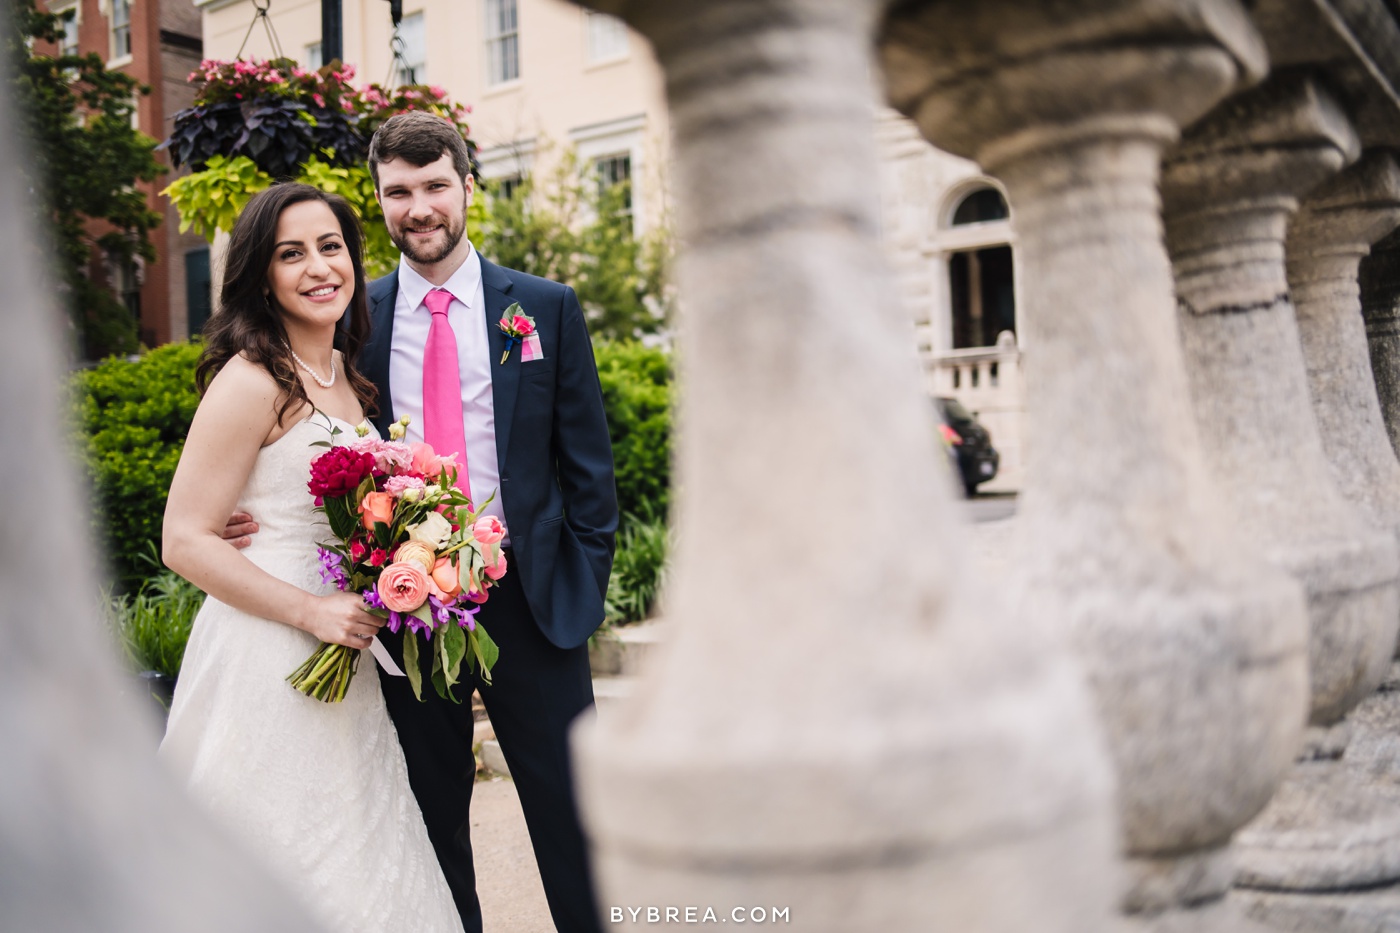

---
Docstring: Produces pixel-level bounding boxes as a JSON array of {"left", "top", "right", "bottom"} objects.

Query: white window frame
[
  {"left": 53, "top": 2, "right": 81, "bottom": 57},
  {"left": 570, "top": 114, "right": 646, "bottom": 237},
  {"left": 108, "top": 0, "right": 132, "bottom": 64},
  {"left": 484, "top": 0, "right": 519, "bottom": 88},
  {"left": 584, "top": 10, "right": 627, "bottom": 66},
  {"left": 397, "top": 11, "right": 427, "bottom": 85},
  {"left": 477, "top": 138, "right": 536, "bottom": 197},
  {"left": 305, "top": 41, "right": 323, "bottom": 70}
]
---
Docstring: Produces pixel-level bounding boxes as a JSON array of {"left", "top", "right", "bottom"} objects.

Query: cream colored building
[
  {"left": 196, "top": 0, "right": 671, "bottom": 232},
  {"left": 195, "top": 0, "right": 1024, "bottom": 488},
  {"left": 876, "top": 112, "right": 1025, "bottom": 491}
]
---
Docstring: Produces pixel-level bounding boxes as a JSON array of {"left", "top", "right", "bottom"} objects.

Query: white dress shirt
[{"left": 390, "top": 245, "right": 510, "bottom": 545}]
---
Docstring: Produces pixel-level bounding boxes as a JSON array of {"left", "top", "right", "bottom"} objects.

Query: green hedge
[
  {"left": 594, "top": 340, "right": 672, "bottom": 522},
  {"left": 73, "top": 342, "right": 203, "bottom": 590}
]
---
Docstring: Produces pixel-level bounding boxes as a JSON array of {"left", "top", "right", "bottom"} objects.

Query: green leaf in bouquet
[
  {"left": 373, "top": 520, "right": 392, "bottom": 549},
  {"left": 354, "top": 474, "right": 376, "bottom": 510},
  {"left": 442, "top": 622, "right": 466, "bottom": 686},
  {"left": 325, "top": 496, "right": 358, "bottom": 541},
  {"left": 308, "top": 440, "right": 333, "bottom": 448},
  {"left": 468, "top": 623, "right": 499, "bottom": 686},
  {"left": 459, "top": 556, "right": 484, "bottom": 596},
  {"left": 401, "top": 631, "right": 422, "bottom": 701}
]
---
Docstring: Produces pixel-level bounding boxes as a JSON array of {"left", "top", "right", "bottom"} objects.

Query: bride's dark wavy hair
[{"left": 196, "top": 183, "right": 377, "bottom": 425}]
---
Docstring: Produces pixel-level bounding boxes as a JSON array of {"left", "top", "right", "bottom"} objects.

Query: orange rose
[
  {"left": 431, "top": 556, "right": 462, "bottom": 597},
  {"left": 360, "top": 491, "right": 396, "bottom": 531},
  {"left": 377, "top": 561, "right": 429, "bottom": 613}
]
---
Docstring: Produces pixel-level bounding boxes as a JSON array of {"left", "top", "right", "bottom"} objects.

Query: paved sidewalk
[{"left": 472, "top": 775, "right": 555, "bottom": 933}]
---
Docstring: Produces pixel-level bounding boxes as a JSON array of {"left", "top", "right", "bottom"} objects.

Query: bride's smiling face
[{"left": 266, "top": 200, "right": 355, "bottom": 330}]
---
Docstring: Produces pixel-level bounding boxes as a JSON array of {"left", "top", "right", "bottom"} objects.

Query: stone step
[
  {"left": 592, "top": 674, "right": 638, "bottom": 708},
  {"left": 588, "top": 618, "right": 672, "bottom": 677},
  {"left": 476, "top": 675, "right": 639, "bottom": 778}
]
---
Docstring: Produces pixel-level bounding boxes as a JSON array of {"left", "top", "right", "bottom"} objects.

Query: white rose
[{"left": 406, "top": 510, "right": 453, "bottom": 549}]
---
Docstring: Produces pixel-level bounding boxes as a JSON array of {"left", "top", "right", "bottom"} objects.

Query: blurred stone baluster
[
  {"left": 1289, "top": 151, "right": 1400, "bottom": 600},
  {"left": 571, "top": 1, "right": 1121, "bottom": 931},
  {"left": 1361, "top": 228, "right": 1400, "bottom": 459},
  {"left": 1161, "top": 73, "right": 1400, "bottom": 909},
  {"left": 881, "top": 3, "right": 1313, "bottom": 930},
  {"left": 0, "top": 52, "right": 322, "bottom": 933}
]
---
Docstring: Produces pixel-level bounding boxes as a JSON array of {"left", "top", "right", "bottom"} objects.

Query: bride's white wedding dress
[{"left": 160, "top": 415, "right": 464, "bottom": 933}]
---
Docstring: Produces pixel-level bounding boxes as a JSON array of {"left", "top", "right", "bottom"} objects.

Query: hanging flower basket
[{"left": 161, "top": 57, "right": 480, "bottom": 275}]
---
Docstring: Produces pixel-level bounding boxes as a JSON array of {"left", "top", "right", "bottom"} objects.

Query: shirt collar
[{"left": 397, "top": 242, "right": 482, "bottom": 314}]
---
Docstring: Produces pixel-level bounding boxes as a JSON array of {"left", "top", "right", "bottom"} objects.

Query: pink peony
[
  {"left": 472, "top": 515, "right": 505, "bottom": 545},
  {"left": 349, "top": 437, "right": 414, "bottom": 474},
  {"left": 377, "top": 561, "right": 429, "bottom": 613},
  {"left": 385, "top": 474, "right": 427, "bottom": 498}
]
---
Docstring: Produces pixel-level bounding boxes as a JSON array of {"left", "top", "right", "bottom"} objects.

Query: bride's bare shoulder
[{"left": 194, "top": 355, "right": 281, "bottom": 439}]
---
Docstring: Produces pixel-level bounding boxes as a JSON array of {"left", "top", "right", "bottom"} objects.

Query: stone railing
[{"left": 20, "top": 1, "right": 1400, "bottom": 931}]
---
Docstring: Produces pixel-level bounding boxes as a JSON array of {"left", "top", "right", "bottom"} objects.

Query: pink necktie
[{"left": 421, "top": 288, "right": 472, "bottom": 504}]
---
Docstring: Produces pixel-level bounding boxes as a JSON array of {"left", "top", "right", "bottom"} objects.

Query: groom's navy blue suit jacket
[{"left": 358, "top": 256, "right": 618, "bottom": 650}]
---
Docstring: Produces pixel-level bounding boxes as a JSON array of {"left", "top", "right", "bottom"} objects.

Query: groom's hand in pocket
[{"left": 221, "top": 511, "right": 258, "bottom": 549}]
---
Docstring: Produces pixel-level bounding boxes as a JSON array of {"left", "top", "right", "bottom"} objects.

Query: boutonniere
[{"left": 497, "top": 303, "right": 537, "bottom": 365}]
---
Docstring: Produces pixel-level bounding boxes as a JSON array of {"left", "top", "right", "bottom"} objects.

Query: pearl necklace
[{"left": 287, "top": 345, "right": 336, "bottom": 388}]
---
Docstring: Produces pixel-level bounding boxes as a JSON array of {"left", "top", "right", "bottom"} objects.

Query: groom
[{"left": 362, "top": 112, "right": 615, "bottom": 932}]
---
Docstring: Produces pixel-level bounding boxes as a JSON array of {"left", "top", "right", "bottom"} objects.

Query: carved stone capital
[
  {"left": 1290, "top": 151, "right": 1400, "bottom": 263},
  {"left": 1163, "top": 73, "right": 1361, "bottom": 315},
  {"left": 880, "top": 0, "right": 1265, "bottom": 165}
]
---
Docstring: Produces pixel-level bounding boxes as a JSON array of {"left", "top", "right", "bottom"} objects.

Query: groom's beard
[{"left": 391, "top": 198, "right": 467, "bottom": 265}]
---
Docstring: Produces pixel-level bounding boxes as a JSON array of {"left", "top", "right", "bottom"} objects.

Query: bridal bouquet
[{"left": 288, "top": 417, "right": 503, "bottom": 703}]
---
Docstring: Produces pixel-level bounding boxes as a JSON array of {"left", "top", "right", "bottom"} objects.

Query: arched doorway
[{"left": 947, "top": 186, "right": 1016, "bottom": 350}]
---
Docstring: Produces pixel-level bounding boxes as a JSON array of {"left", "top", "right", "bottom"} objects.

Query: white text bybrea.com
[{"left": 609, "top": 906, "right": 791, "bottom": 924}]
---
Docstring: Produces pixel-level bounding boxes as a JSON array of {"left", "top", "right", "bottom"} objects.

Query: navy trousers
[{"left": 377, "top": 554, "right": 602, "bottom": 933}]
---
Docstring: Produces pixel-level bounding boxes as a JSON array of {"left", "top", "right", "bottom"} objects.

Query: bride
[{"left": 159, "top": 182, "right": 465, "bottom": 933}]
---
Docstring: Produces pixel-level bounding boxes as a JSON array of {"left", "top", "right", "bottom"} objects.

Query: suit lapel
[
  {"left": 363, "top": 269, "right": 399, "bottom": 435},
  {"left": 480, "top": 256, "right": 520, "bottom": 466}
]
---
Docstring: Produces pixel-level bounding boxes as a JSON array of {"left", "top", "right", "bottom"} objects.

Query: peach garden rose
[{"left": 377, "top": 561, "right": 430, "bottom": 613}]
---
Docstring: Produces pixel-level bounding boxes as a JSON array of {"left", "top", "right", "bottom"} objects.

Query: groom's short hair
[{"left": 368, "top": 111, "right": 473, "bottom": 189}]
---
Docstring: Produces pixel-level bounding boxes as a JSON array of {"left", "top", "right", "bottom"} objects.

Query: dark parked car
[{"left": 937, "top": 397, "right": 999, "bottom": 496}]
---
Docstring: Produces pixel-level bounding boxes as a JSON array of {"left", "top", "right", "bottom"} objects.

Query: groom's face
[{"left": 375, "top": 152, "right": 475, "bottom": 268}]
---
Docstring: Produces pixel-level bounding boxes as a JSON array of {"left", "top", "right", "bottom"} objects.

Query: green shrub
[
  {"left": 105, "top": 567, "right": 205, "bottom": 679},
  {"left": 604, "top": 508, "right": 671, "bottom": 626},
  {"left": 595, "top": 340, "right": 672, "bottom": 522},
  {"left": 73, "top": 342, "right": 202, "bottom": 589}
]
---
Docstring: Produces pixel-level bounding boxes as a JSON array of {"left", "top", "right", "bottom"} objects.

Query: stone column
[
  {"left": 0, "top": 62, "right": 321, "bottom": 933},
  {"left": 880, "top": 3, "right": 1311, "bottom": 930},
  {"left": 1361, "top": 228, "right": 1400, "bottom": 458},
  {"left": 1289, "top": 151, "right": 1400, "bottom": 601},
  {"left": 571, "top": 2, "right": 1122, "bottom": 931},
  {"left": 1161, "top": 74, "right": 1400, "bottom": 898}
]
